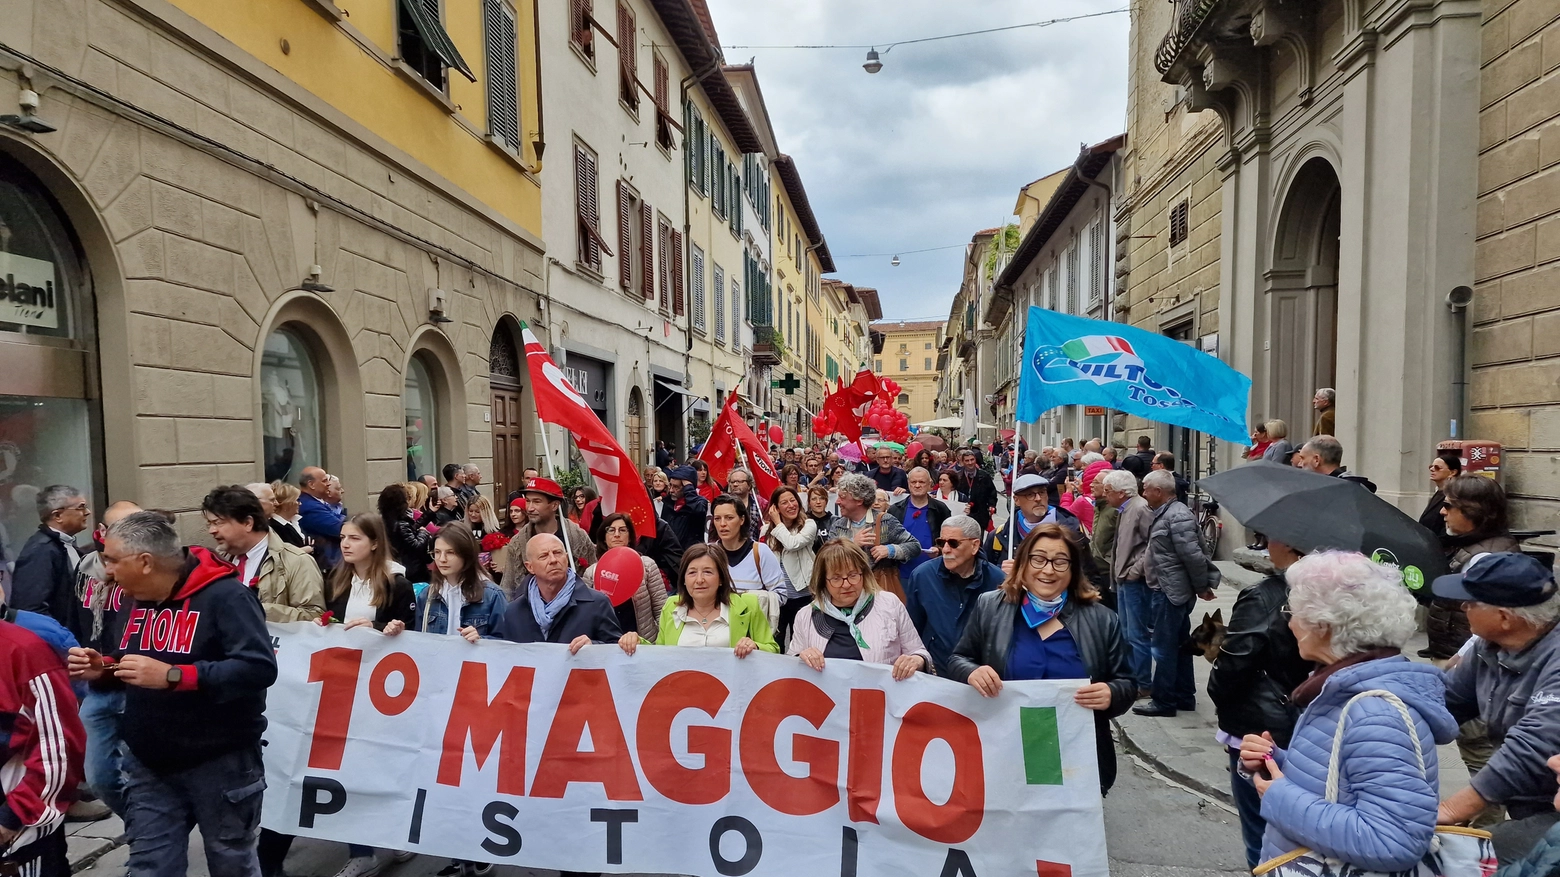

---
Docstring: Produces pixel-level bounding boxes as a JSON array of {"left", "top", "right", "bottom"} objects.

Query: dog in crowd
[{"left": 1185, "top": 609, "right": 1226, "bottom": 663}]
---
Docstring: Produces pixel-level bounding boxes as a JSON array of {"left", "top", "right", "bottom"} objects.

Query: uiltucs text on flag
[
  {"left": 260, "top": 623, "right": 1110, "bottom": 877},
  {"left": 1016, "top": 307, "right": 1253, "bottom": 445}
]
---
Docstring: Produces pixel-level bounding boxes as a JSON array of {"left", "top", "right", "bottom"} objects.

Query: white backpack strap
[{"left": 1324, "top": 688, "right": 1427, "bottom": 803}]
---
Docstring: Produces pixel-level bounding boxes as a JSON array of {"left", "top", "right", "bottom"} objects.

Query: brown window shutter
[
  {"left": 639, "top": 201, "right": 653, "bottom": 300},
  {"left": 616, "top": 3, "right": 636, "bottom": 105},
  {"left": 571, "top": 0, "right": 593, "bottom": 55},
  {"left": 671, "top": 229, "right": 684, "bottom": 315},
  {"left": 653, "top": 55, "right": 668, "bottom": 111},
  {"left": 657, "top": 217, "right": 670, "bottom": 315},
  {"left": 616, "top": 180, "right": 632, "bottom": 291},
  {"left": 575, "top": 145, "right": 601, "bottom": 270}
]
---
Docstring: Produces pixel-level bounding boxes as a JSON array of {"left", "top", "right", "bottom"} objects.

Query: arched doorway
[
  {"left": 625, "top": 387, "right": 644, "bottom": 471},
  {"left": 1267, "top": 157, "right": 1341, "bottom": 437},
  {"left": 489, "top": 319, "right": 526, "bottom": 503}
]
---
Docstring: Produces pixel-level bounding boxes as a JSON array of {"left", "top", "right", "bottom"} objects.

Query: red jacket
[{"left": 0, "top": 620, "right": 85, "bottom": 852}]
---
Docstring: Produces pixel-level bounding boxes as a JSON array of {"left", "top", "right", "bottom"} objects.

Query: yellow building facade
[
  {"left": 870, "top": 319, "right": 943, "bottom": 425},
  {"left": 0, "top": 0, "right": 548, "bottom": 546}
]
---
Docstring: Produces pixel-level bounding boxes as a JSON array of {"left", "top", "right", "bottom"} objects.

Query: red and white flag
[
  {"left": 521, "top": 323, "right": 656, "bottom": 538},
  {"left": 698, "top": 395, "right": 780, "bottom": 503}
]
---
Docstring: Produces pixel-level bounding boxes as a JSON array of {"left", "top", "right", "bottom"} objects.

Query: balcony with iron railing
[{"left": 1155, "top": 0, "right": 1229, "bottom": 74}]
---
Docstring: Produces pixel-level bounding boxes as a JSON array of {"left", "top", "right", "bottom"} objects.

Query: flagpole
[
  {"left": 1006, "top": 420, "right": 1020, "bottom": 562},
  {"left": 535, "top": 420, "right": 576, "bottom": 565}
]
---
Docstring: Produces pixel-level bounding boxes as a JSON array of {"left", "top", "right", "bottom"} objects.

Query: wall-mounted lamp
[
  {"left": 429, "top": 287, "right": 454, "bottom": 324},
  {"left": 300, "top": 264, "right": 333, "bottom": 293}
]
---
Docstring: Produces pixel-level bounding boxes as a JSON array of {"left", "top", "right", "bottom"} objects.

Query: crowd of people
[{"left": 1, "top": 407, "right": 1558, "bottom": 877}]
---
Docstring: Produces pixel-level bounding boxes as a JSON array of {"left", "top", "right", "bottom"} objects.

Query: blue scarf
[
  {"left": 527, "top": 569, "right": 578, "bottom": 639},
  {"left": 1020, "top": 590, "right": 1068, "bottom": 629}
]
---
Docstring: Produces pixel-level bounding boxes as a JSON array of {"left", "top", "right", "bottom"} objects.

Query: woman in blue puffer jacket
[{"left": 1240, "top": 550, "right": 1459, "bottom": 872}]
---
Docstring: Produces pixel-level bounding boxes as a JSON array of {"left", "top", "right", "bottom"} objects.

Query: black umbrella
[{"left": 1200, "top": 461, "right": 1447, "bottom": 591}]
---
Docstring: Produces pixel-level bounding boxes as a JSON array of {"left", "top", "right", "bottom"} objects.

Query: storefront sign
[
  {"left": 0, "top": 252, "right": 59, "bottom": 329},
  {"left": 261, "top": 624, "right": 1109, "bottom": 877}
]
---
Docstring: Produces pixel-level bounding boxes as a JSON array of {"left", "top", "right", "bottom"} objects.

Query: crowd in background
[{"left": 2, "top": 396, "right": 1558, "bottom": 877}]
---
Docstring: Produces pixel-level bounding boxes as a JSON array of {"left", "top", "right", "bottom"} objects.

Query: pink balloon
[{"left": 594, "top": 547, "right": 645, "bottom": 606}]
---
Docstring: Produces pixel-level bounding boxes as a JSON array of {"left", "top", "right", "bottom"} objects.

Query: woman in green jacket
[{"left": 617, "top": 543, "right": 778, "bottom": 655}]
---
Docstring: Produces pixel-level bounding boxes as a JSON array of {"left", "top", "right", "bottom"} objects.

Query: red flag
[
  {"left": 728, "top": 409, "right": 780, "bottom": 502},
  {"left": 521, "top": 323, "right": 656, "bottom": 537},
  {"left": 698, "top": 396, "right": 780, "bottom": 502},
  {"left": 697, "top": 397, "right": 741, "bottom": 487}
]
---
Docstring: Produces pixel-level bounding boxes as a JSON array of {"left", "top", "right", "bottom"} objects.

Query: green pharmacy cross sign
[{"left": 771, "top": 373, "right": 801, "bottom": 395}]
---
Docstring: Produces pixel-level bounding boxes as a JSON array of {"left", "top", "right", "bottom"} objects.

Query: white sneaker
[
  {"left": 390, "top": 851, "right": 415, "bottom": 864},
  {"left": 333, "top": 856, "right": 387, "bottom": 877}
]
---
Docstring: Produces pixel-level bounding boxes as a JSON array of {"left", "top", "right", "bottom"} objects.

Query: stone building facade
[
  {"left": 0, "top": 0, "right": 546, "bottom": 552},
  {"left": 1472, "top": 0, "right": 1560, "bottom": 536}
]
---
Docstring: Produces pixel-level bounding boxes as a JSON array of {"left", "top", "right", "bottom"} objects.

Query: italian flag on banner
[
  {"left": 1061, "top": 336, "right": 1136, "bottom": 360},
  {"left": 520, "top": 322, "right": 656, "bottom": 538}
]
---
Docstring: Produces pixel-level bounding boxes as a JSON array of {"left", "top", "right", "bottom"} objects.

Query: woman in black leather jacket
[
  {"left": 1206, "top": 538, "right": 1315, "bottom": 871},
  {"left": 947, "top": 522, "right": 1136, "bottom": 794},
  {"left": 377, "top": 483, "right": 433, "bottom": 584}
]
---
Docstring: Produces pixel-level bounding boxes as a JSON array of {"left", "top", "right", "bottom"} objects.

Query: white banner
[{"left": 261, "top": 623, "right": 1108, "bottom": 877}]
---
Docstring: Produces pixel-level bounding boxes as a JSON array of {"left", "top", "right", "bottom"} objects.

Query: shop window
[
  {"left": 261, "top": 328, "right": 323, "bottom": 484},
  {"left": 0, "top": 154, "right": 100, "bottom": 564},
  {"left": 404, "top": 355, "right": 439, "bottom": 481},
  {"left": 0, "top": 397, "right": 94, "bottom": 563}
]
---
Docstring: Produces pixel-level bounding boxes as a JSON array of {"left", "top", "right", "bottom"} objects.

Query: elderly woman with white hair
[
  {"left": 823, "top": 473, "right": 922, "bottom": 600},
  {"left": 1239, "top": 551, "right": 1459, "bottom": 872}
]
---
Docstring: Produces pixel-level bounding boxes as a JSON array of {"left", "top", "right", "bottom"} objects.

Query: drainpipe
[
  {"left": 1447, "top": 285, "right": 1473, "bottom": 438},
  {"left": 529, "top": 0, "right": 546, "bottom": 172}
]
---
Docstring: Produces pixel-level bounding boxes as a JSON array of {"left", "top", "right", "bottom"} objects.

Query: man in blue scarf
[
  {"left": 495, "top": 534, "right": 620, "bottom": 652},
  {"left": 983, "top": 474, "right": 1082, "bottom": 567}
]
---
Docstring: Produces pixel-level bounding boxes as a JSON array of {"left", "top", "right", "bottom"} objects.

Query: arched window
[
  {"left": 404, "top": 354, "right": 439, "bottom": 481},
  {"left": 0, "top": 154, "right": 99, "bottom": 563},
  {"left": 261, "top": 327, "right": 323, "bottom": 484}
]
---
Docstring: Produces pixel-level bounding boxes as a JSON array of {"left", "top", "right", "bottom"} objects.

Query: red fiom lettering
[
  {"left": 531, "top": 669, "right": 643, "bottom": 801},
  {"left": 636, "top": 670, "right": 731, "bottom": 805},
  {"left": 306, "top": 647, "right": 364, "bottom": 770},
  {"left": 890, "top": 702, "right": 985, "bottom": 843},
  {"left": 437, "top": 662, "right": 533, "bottom": 795},
  {"left": 739, "top": 678, "right": 839, "bottom": 816},
  {"left": 847, "top": 688, "right": 885, "bottom": 823}
]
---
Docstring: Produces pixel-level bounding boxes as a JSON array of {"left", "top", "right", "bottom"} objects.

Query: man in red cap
[{"left": 502, "top": 477, "right": 596, "bottom": 585}]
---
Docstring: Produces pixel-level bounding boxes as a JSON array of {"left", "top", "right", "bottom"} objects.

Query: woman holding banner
[
  {"left": 789, "top": 540, "right": 932, "bottom": 678},
  {"left": 948, "top": 523, "right": 1136, "bottom": 794},
  {"left": 616, "top": 544, "right": 779, "bottom": 654}
]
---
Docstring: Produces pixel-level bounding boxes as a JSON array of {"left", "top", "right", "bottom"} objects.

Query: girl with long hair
[{"left": 412, "top": 523, "right": 507, "bottom": 641}]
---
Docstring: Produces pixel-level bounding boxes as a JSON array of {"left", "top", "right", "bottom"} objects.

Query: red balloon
[
  {"left": 768, "top": 425, "right": 785, "bottom": 444},
  {"left": 594, "top": 547, "right": 645, "bottom": 606},
  {"left": 796, "top": 433, "right": 804, "bottom": 443},
  {"left": 906, "top": 441, "right": 924, "bottom": 457}
]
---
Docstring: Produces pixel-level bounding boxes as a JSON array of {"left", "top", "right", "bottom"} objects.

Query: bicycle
[{"left": 1191, "top": 490, "right": 1222, "bottom": 558}]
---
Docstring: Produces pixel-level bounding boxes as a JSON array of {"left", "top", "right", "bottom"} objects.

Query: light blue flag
[{"left": 1016, "top": 307, "right": 1252, "bottom": 445}]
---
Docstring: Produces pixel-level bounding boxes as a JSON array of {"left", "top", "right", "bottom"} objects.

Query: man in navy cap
[
  {"left": 661, "top": 466, "right": 708, "bottom": 558},
  {"left": 1435, "top": 552, "right": 1560, "bottom": 864}
]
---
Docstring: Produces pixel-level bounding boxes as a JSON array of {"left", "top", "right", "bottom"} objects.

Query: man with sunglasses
[
  {"left": 12, "top": 485, "right": 92, "bottom": 629},
  {"left": 903, "top": 515, "right": 1003, "bottom": 675}
]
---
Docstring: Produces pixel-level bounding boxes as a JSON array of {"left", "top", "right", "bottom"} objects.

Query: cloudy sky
[{"left": 703, "top": 0, "right": 1131, "bottom": 321}]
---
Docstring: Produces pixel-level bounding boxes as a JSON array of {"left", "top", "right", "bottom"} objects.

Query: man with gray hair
[
  {"left": 1134, "top": 469, "right": 1217, "bottom": 717},
  {"left": 12, "top": 484, "right": 92, "bottom": 627},
  {"left": 1312, "top": 387, "right": 1335, "bottom": 436},
  {"left": 1105, "top": 469, "right": 1153, "bottom": 694},
  {"left": 458, "top": 463, "right": 482, "bottom": 507},
  {"left": 824, "top": 474, "right": 922, "bottom": 595},
  {"left": 1298, "top": 435, "right": 1377, "bottom": 493},
  {"left": 68, "top": 511, "right": 277, "bottom": 877},
  {"left": 903, "top": 514, "right": 1003, "bottom": 674},
  {"left": 1436, "top": 552, "right": 1560, "bottom": 863}
]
